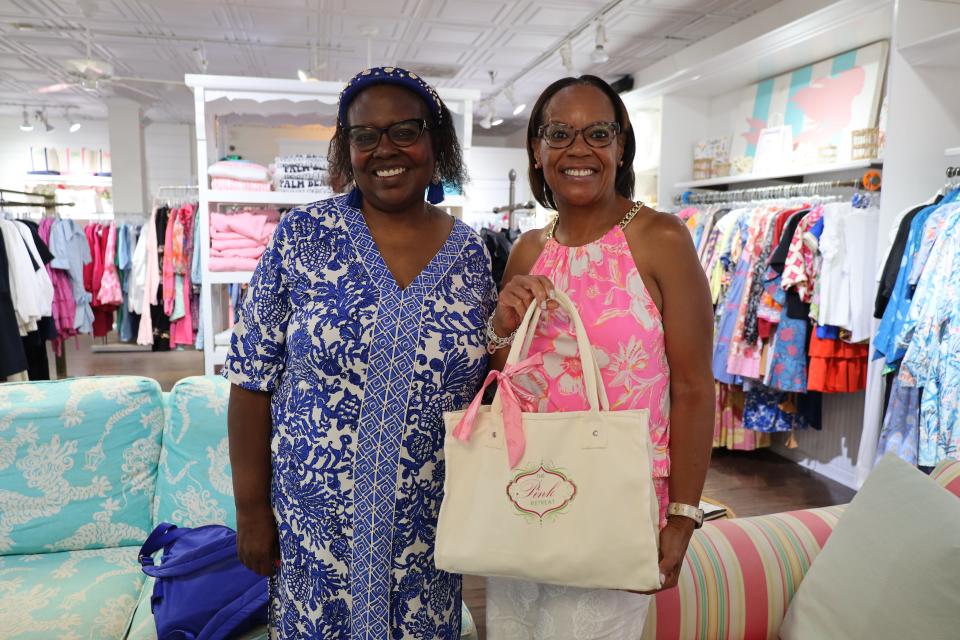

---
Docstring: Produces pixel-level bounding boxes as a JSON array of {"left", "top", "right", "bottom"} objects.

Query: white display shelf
[
  {"left": 206, "top": 190, "right": 328, "bottom": 205},
  {"left": 24, "top": 174, "right": 112, "bottom": 187},
  {"left": 211, "top": 347, "right": 228, "bottom": 367},
  {"left": 206, "top": 271, "right": 254, "bottom": 284},
  {"left": 674, "top": 158, "right": 882, "bottom": 190},
  {"left": 946, "top": 147, "right": 960, "bottom": 159},
  {"left": 189, "top": 74, "right": 480, "bottom": 375}
]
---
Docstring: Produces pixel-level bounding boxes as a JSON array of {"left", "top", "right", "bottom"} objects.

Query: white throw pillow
[{"left": 780, "top": 454, "right": 960, "bottom": 640}]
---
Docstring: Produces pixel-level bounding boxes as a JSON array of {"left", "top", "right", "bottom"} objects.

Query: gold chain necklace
[{"left": 546, "top": 200, "right": 645, "bottom": 240}]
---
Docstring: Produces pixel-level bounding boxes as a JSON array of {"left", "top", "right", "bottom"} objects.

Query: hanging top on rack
[{"left": 675, "top": 171, "right": 882, "bottom": 206}]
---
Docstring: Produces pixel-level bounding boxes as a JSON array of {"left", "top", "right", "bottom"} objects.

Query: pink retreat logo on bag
[{"left": 506, "top": 465, "right": 577, "bottom": 521}]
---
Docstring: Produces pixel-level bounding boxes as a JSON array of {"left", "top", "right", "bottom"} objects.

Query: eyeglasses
[
  {"left": 537, "top": 121, "right": 621, "bottom": 149},
  {"left": 345, "top": 118, "right": 430, "bottom": 152}
]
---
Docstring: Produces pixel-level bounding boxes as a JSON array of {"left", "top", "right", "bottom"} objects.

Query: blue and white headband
[{"left": 337, "top": 66, "right": 444, "bottom": 128}]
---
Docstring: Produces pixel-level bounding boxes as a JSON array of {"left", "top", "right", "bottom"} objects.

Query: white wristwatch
[{"left": 666, "top": 502, "right": 704, "bottom": 528}]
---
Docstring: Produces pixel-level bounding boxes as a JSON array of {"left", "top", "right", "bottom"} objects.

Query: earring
[
  {"left": 534, "top": 162, "right": 541, "bottom": 169},
  {"left": 427, "top": 172, "right": 445, "bottom": 205},
  {"left": 618, "top": 159, "right": 624, "bottom": 167}
]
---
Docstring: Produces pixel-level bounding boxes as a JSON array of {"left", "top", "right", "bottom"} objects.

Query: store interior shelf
[
  {"left": 674, "top": 158, "right": 883, "bottom": 190},
  {"left": 206, "top": 271, "right": 254, "bottom": 284},
  {"left": 946, "top": 147, "right": 960, "bottom": 159},
  {"left": 206, "top": 190, "right": 328, "bottom": 205},
  {"left": 24, "top": 174, "right": 113, "bottom": 187}
]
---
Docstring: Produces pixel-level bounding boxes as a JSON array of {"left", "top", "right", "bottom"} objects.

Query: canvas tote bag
[{"left": 435, "top": 290, "right": 661, "bottom": 591}]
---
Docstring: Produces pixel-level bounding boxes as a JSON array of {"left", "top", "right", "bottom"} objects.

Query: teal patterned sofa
[
  {"left": 0, "top": 375, "right": 478, "bottom": 639},
  {"left": 0, "top": 375, "right": 266, "bottom": 640}
]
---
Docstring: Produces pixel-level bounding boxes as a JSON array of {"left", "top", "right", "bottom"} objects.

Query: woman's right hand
[
  {"left": 236, "top": 503, "right": 279, "bottom": 577},
  {"left": 493, "top": 275, "right": 558, "bottom": 338}
]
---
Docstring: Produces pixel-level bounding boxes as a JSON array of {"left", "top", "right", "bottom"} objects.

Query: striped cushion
[
  {"left": 645, "top": 459, "right": 960, "bottom": 639},
  {"left": 931, "top": 459, "right": 960, "bottom": 497},
  {"left": 643, "top": 506, "right": 844, "bottom": 640}
]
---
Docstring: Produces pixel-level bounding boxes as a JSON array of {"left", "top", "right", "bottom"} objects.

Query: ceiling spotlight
[
  {"left": 480, "top": 112, "right": 492, "bottom": 129},
  {"left": 298, "top": 40, "right": 326, "bottom": 82},
  {"left": 66, "top": 108, "right": 81, "bottom": 132},
  {"left": 591, "top": 17, "right": 610, "bottom": 64},
  {"left": 505, "top": 86, "right": 526, "bottom": 116},
  {"left": 491, "top": 117, "right": 504, "bottom": 127},
  {"left": 19, "top": 106, "right": 33, "bottom": 132}
]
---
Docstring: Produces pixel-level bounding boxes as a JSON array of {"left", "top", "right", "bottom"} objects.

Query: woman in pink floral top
[{"left": 485, "top": 76, "right": 715, "bottom": 639}]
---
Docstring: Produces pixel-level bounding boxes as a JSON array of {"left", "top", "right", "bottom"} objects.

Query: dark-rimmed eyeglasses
[
  {"left": 537, "top": 121, "right": 621, "bottom": 149},
  {"left": 345, "top": 119, "right": 430, "bottom": 152}
]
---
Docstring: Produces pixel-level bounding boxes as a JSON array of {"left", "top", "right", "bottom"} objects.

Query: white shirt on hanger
[
  {"left": 817, "top": 202, "right": 852, "bottom": 329},
  {"left": 13, "top": 220, "right": 54, "bottom": 318},
  {"left": 844, "top": 206, "right": 880, "bottom": 343},
  {"left": 129, "top": 221, "right": 149, "bottom": 314},
  {"left": 0, "top": 219, "right": 42, "bottom": 335}
]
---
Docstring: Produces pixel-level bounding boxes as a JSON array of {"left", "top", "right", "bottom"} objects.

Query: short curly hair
[
  {"left": 527, "top": 75, "right": 636, "bottom": 210},
  {"left": 327, "top": 88, "right": 467, "bottom": 194}
]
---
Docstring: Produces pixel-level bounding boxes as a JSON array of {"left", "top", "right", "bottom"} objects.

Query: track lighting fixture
[
  {"left": 19, "top": 106, "right": 33, "bottom": 131},
  {"left": 591, "top": 17, "right": 610, "bottom": 64}
]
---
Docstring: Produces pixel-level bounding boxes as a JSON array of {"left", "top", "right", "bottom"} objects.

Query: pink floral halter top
[{"left": 514, "top": 209, "right": 671, "bottom": 525}]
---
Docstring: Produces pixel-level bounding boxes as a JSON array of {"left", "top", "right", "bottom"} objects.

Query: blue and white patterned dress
[{"left": 224, "top": 195, "right": 496, "bottom": 639}]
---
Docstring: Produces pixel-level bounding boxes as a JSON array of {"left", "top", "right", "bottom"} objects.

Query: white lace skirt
[{"left": 486, "top": 578, "right": 652, "bottom": 640}]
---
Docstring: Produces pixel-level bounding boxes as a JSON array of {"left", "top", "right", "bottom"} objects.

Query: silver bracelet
[{"left": 485, "top": 315, "right": 516, "bottom": 354}]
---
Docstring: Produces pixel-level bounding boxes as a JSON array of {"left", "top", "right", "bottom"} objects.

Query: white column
[
  {"left": 106, "top": 97, "right": 148, "bottom": 215},
  {"left": 657, "top": 94, "right": 709, "bottom": 208}
]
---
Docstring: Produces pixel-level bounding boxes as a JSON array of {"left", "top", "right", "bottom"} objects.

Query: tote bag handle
[{"left": 492, "top": 289, "right": 609, "bottom": 414}]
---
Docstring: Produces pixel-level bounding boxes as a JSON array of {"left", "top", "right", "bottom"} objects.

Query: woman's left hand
[
  {"left": 656, "top": 516, "right": 695, "bottom": 590},
  {"left": 628, "top": 516, "right": 695, "bottom": 595}
]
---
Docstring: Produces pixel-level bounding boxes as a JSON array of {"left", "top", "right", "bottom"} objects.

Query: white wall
[
  {"left": 0, "top": 115, "right": 196, "bottom": 210},
  {"left": 0, "top": 116, "right": 111, "bottom": 182},
  {"left": 657, "top": 95, "right": 710, "bottom": 207},
  {"left": 223, "top": 124, "right": 334, "bottom": 167},
  {"left": 144, "top": 123, "right": 196, "bottom": 199},
  {"left": 465, "top": 145, "right": 533, "bottom": 224}
]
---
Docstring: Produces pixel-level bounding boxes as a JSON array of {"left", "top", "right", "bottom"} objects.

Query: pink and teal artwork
[{"left": 730, "top": 41, "right": 888, "bottom": 164}]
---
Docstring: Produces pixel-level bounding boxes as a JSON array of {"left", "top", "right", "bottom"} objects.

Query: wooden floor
[
  {"left": 47, "top": 332, "right": 204, "bottom": 391},
  {"left": 42, "top": 337, "right": 857, "bottom": 639}
]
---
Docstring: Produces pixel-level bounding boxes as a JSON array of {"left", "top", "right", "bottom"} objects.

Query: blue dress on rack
[{"left": 224, "top": 195, "right": 496, "bottom": 640}]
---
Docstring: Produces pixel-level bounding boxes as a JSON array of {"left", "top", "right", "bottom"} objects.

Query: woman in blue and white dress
[{"left": 225, "top": 67, "right": 496, "bottom": 639}]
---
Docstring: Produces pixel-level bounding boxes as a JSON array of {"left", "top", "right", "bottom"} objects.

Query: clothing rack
[
  {"left": 153, "top": 185, "right": 199, "bottom": 210},
  {"left": 1, "top": 188, "right": 69, "bottom": 378},
  {"left": 492, "top": 169, "right": 535, "bottom": 230},
  {"left": 0, "top": 187, "right": 73, "bottom": 213},
  {"left": 675, "top": 175, "right": 882, "bottom": 205}
]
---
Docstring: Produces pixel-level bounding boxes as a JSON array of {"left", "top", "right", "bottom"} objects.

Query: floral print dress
[
  {"left": 224, "top": 195, "right": 496, "bottom": 640},
  {"left": 487, "top": 217, "right": 669, "bottom": 640}
]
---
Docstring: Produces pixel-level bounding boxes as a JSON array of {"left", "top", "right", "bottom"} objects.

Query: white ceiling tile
[
  {"left": 0, "top": 0, "right": 782, "bottom": 122},
  {"left": 418, "top": 24, "right": 487, "bottom": 46},
  {"left": 433, "top": 0, "right": 510, "bottom": 24}
]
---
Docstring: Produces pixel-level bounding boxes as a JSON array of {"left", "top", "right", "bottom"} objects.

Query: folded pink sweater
[
  {"left": 209, "top": 256, "right": 261, "bottom": 272},
  {"left": 210, "top": 213, "right": 278, "bottom": 242},
  {"left": 211, "top": 237, "right": 265, "bottom": 251},
  {"left": 211, "top": 177, "right": 272, "bottom": 192},
  {"left": 211, "top": 246, "right": 265, "bottom": 259}
]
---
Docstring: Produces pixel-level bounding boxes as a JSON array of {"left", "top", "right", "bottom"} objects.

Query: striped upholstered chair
[{"left": 643, "top": 460, "right": 960, "bottom": 639}]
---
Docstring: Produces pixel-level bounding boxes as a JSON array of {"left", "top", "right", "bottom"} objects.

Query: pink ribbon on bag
[{"left": 452, "top": 353, "right": 544, "bottom": 468}]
